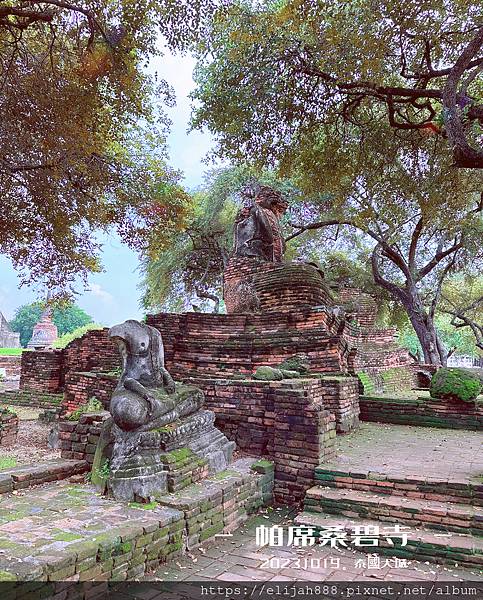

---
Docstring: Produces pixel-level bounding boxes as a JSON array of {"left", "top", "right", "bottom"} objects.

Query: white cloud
[{"left": 88, "top": 283, "right": 114, "bottom": 303}]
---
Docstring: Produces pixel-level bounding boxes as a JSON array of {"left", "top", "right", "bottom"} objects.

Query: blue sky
[{"left": 0, "top": 51, "right": 214, "bottom": 325}]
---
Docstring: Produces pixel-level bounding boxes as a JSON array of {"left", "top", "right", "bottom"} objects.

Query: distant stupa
[
  {"left": 0, "top": 311, "right": 20, "bottom": 348},
  {"left": 27, "top": 302, "right": 58, "bottom": 350}
]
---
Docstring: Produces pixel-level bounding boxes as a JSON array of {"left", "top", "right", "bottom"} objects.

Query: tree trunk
[
  {"left": 370, "top": 246, "right": 447, "bottom": 366},
  {"left": 404, "top": 290, "right": 447, "bottom": 366}
]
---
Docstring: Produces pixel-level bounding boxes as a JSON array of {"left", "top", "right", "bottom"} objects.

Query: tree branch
[
  {"left": 418, "top": 239, "right": 464, "bottom": 279},
  {"left": 442, "top": 25, "right": 483, "bottom": 168}
]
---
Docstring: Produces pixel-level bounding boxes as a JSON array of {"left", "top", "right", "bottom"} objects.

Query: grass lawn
[
  {"left": 0, "top": 456, "right": 17, "bottom": 469},
  {"left": 0, "top": 348, "right": 24, "bottom": 356}
]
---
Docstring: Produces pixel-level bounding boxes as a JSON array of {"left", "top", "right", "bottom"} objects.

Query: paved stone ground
[
  {"left": 142, "top": 508, "right": 482, "bottom": 583},
  {"left": 0, "top": 480, "right": 481, "bottom": 584},
  {"left": 0, "top": 481, "right": 172, "bottom": 551},
  {"left": 326, "top": 423, "right": 483, "bottom": 481}
]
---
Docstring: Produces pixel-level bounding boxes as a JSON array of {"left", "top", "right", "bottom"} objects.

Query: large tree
[
  {"left": 286, "top": 124, "right": 482, "bottom": 366},
  {"left": 191, "top": 0, "right": 482, "bottom": 168},
  {"left": 0, "top": 0, "right": 220, "bottom": 294},
  {"left": 439, "top": 275, "right": 483, "bottom": 352},
  {"left": 190, "top": 0, "right": 483, "bottom": 365}
]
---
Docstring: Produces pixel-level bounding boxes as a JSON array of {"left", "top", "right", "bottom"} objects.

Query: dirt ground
[{"left": 0, "top": 410, "right": 60, "bottom": 466}]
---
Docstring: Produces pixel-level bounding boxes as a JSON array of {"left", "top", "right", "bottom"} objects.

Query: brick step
[
  {"left": 295, "top": 510, "right": 483, "bottom": 569},
  {"left": 305, "top": 486, "right": 483, "bottom": 535},
  {"left": 315, "top": 466, "right": 483, "bottom": 506},
  {"left": 0, "top": 459, "right": 88, "bottom": 494}
]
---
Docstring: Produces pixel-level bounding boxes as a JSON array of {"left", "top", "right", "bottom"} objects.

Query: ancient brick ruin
[
  {"left": 0, "top": 311, "right": 20, "bottom": 348},
  {"left": 1, "top": 188, "right": 466, "bottom": 509},
  {"left": 27, "top": 305, "right": 58, "bottom": 349},
  {"left": 0, "top": 408, "right": 18, "bottom": 446},
  {"left": 7, "top": 250, "right": 424, "bottom": 503}
]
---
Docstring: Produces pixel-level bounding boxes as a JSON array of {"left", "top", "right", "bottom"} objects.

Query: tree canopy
[
  {"left": 0, "top": 0, "right": 223, "bottom": 295},
  {"left": 190, "top": 1, "right": 483, "bottom": 364},
  {"left": 9, "top": 302, "right": 94, "bottom": 346},
  {"left": 191, "top": 0, "right": 483, "bottom": 168}
]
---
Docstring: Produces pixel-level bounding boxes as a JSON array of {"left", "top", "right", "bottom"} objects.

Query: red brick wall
[
  {"left": 20, "top": 350, "right": 64, "bottom": 393},
  {"left": 183, "top": 376, "right": 358, "bottom": 503},
  {"left": 338, "top": 287, "right": 379, "bottom": 329},
  {"left": 59, "top": 412, "right": 110, "bottom": 464},
  {"left": 360, "top": 395, "right": 482, "bottom": 430},
  {"left": 19, "top": 329, "right": 120, "bottom": 395},
  {"left": 62, "top": 328, "right": 119, "bottom": 377},
  {"left": 147, "top": 310, "right": 352, "bottom": 379},
  {"left": 0, "top": 356, "right": 21, "bottom": 379},
  {"left": 316, "top": 376, "right": 360, "bottom": 433},
  {"left": 0, "top": 410, "right": 18, "bottom": 446},
  {"left": 62, "top": 372, "right": 117, "bottom": 415}
]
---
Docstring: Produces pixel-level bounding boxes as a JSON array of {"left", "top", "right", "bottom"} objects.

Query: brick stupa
[{"left": 27, "top": 306, "right": 58, "bottom": 350}]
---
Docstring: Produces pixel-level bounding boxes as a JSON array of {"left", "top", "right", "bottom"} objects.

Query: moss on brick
[
  {"left": 250, "top": 460, "right": 274, "bottom": 474},
  {"left": 357, "top": 372, "right": 375, "bottom": 395},
  {"left": 52, "top": 531, "right": 83, "bottom": 542},
  {"left": 128, "top": 501, "right": 158, "bottom": 510},
  {"left": 253, "top": 366, "right": 283, "bottom": 381},
  {"left": 211, "top": 469, "right": 239, "bottom": 480}
]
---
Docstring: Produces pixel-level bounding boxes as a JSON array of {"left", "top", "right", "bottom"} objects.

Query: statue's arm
[
  {"left": 124, "top": 377, "right": 151, "bottom": 400},
  {"left": 160, "top": 368, "right": 175, "bottom": 394}
]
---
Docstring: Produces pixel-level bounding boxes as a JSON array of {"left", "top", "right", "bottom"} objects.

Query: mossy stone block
[
  {"left": 253, "top": 366, "right": 283, "bottom": 381},
  {"left": 430, "top": 367, "right": 481, "bottom": 403}
]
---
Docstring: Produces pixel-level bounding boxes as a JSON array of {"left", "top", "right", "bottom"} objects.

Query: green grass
[
  {"left": 0, "top": 456, "right": 17, "bottom": 470},
  {"left": 0, "top": 348, "right": 23, "bottom": 356},
  {"left": 128, "top": 501, "right": 158, "bottom": 510}
]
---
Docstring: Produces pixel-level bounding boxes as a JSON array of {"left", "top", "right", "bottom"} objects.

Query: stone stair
[
  {"left": 295, "top": 511, "right": 483, "bottom": 569},
  {"left": 304, "top": 487, "right": 482, "bottom": 535},
  {"left": 315, "top": 466, "right": 483, "bottom": 505},
  {"left": 296, "top": 466, "right": 483, "bottom": 569}
]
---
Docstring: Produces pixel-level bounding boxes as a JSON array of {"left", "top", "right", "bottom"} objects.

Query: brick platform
[
  {"left": 360, "top": 394, "right": 483, "bottom": 430},
  {"left": 0, "top": 459, "right": 88, "bottom": 494},
  {"left": 147, "top": 310, "right": 353, "bottom": 378},
  {"left": 304, "top": 486, "right": 482, "bottom": 535},
  {"left": 0, "top": 389, "right": 63, "bottom": 410},
  {"left": 295, "top": 511, "right": 482, "bottom": 569},
  {"left": 296, "top": 423, "right": 483, "bottom": 568},
  {"left": 0, "top": 458, "right": 273, "bottom": 582}
]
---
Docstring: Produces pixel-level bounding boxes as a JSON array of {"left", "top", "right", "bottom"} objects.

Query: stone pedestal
[{"left": 108, "top": 397, "right": 235, "bottom": 502}]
